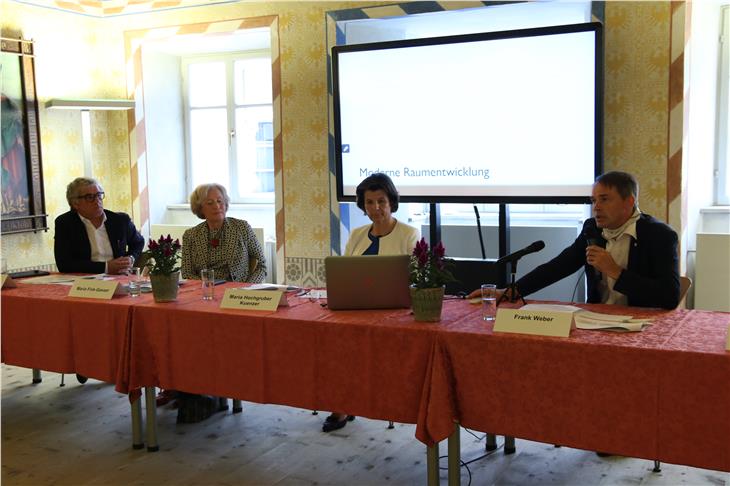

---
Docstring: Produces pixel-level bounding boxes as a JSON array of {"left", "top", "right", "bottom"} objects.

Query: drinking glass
[
  {"left": 481, "top": 284, "right": 497, "bottom": 321},
  {"left": 201, "top": 269, "right": 215, "bottom": 301},
  {"left": 128, "top": 267, "right": 142, "bottom": 298}
]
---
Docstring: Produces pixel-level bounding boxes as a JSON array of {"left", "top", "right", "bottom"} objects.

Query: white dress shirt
[{"left": 78, "top": 212, "right": 113, "bottom": 273}]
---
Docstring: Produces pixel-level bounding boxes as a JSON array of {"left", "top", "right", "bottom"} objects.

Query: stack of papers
[
  {"left": 573, "top": 311, "right": 652, "bottom": 332},
  {"left": 248, "top": 283, "right": 301, "bottom": 292},
  {"left": 520, "top": 304, "right": 652, "bottom": 332}
]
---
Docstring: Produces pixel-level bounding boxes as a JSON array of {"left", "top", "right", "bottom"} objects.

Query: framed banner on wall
[{"left": 1, "top": 36, "right": 47, "bottom": 234}]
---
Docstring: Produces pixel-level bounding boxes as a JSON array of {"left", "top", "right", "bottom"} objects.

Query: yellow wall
[{"left": 1, "top": 0, "right": 674, "bottom": 274}]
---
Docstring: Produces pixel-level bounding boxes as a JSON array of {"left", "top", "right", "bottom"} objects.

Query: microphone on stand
[{"left": 497, "top": 240, "right": 546, "bottom": 306}]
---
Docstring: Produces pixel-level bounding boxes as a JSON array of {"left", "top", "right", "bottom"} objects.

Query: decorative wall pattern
[
  {"left": 1, "top": 1, "right": 684, "bottom": 287},
  {"left": 603, "top": 1, "right": 671, "bottom": 221}
]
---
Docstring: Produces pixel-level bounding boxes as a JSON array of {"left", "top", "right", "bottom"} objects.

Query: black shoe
[
  {"left": 596, "top": 452, "right": 612, "bottom": 457},
  {"left": 76, "top": 374, "right": 88, "bottom": 384},
  {"left": 325, "top": 413, "right": 356, "bottom": 423},
  {"left": 322, "top": 415, "right": 355, "bottom": 432}
]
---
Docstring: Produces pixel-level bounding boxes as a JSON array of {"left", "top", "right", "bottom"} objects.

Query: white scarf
[{"left": 602, "top": 207, "right": 641, "bottom": 242}]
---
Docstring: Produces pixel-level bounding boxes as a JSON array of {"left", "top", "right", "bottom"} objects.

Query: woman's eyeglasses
[{"left": 77, "top": 192, "right": 105, "bottom": 202}]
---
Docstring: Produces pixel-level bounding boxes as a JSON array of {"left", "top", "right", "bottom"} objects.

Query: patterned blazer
[{"left": 181, "top": 217, "right": 266, "bottom": 283}]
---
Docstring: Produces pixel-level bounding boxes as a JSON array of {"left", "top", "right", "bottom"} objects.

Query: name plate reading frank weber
[
  {"left": 494, "top": 308, "right": 573, "bottom": 338},
  {"left": 221, "top": 289, "right": 287, "bottom": 311},
  {"left": 68, "top": 279, "right": 119, "bottom": 300}
]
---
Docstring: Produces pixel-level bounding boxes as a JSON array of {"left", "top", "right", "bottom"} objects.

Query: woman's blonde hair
[{"left": 189, "top": 183, "right": 230, "bottom": 219}]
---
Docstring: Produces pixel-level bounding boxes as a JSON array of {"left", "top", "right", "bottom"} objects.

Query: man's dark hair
[
  {"left": 595, "top": 171, "right": 639, "bottom": 205},
  {"left": 355, "top": 172, "right": 399, "bottom": 214}
]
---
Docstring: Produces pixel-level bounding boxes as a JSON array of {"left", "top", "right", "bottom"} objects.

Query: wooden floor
[{"left": 2, "top": 365, "right": 727, "bottom": 485}]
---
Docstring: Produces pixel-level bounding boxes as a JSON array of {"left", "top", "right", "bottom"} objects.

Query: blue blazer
[
  {"left": 516, "top": 214, "right": 680, "bottom": 309},
  {"left": 54, "top": 209, "right": 145, "bottom": 274}
]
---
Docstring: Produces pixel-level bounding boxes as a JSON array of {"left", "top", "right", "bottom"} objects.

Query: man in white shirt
[{"left": 54, "top": 177, "right": 144, "bottom": 275}]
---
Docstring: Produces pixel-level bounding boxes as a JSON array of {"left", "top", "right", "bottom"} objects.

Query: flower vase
[
  {"left": 150, "top": 271, "right": 180, "bottom": 303},
  {"left": 410, "top": 285, "right": 445, "bottom": 322}
]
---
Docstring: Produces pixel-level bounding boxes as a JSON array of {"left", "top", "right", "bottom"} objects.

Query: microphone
[
  {"left": 583, "top": 224, "right": 606, "bottom": 249},
  {"left": 497, "top": 240, "right": 545, "bottom": 264}
]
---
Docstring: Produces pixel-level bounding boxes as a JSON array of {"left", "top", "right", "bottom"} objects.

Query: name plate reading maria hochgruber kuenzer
[
  {"left": 493, "top": 308, "right": 573, "bottom": 338},
  {"left": 220, "top": 288, "right": 288, "bottom": 311}
]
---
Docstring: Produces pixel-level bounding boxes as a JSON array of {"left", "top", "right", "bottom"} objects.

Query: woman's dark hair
[{"left": 355, "top": 172, "right": 399, "bottom": 214}]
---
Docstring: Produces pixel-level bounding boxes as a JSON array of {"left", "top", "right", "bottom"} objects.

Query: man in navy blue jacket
[
  {"left": 514, "top": 171, "right": 680, "bottom": 309},
  {"left": 54, "top": 177, "right": 144, "bottom": 275}
]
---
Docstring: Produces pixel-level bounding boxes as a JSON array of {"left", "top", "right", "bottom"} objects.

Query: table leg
[
  {"left": 32, "top": 368, "right": 42, "bottom": 384},
  {"left": 144, "top": 386, "right": 159, "bottom": 452},
  {"left": 448, "top": 423, "right": 460, "bottom": 486},
  {"left": 131, "top": 395, "right": 144, "bottom": 449},
  {"left": 426, "top": 442, "right": 439, "bottom": 486},
  {"left": 485, "top": 433, "right": 497, "bottom": 451},
  {"left": 504, "top": 435, "right": 515, "bottom": 454}
]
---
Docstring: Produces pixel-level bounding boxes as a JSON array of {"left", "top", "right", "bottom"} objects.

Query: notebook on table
[{"left": 324, "top": 255, "right": 411, "bottom": 310}]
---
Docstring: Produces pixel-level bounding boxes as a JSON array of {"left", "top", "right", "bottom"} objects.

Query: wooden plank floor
[{"left": 2, "top": 365, "right": 727, "bottom": 485}]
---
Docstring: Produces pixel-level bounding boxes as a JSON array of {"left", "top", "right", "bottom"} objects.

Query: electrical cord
[{"left": 570, "top": 269, "right": 586, "bottom": 303}]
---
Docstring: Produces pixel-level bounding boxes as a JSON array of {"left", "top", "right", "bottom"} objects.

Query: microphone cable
[{"left": 571, "top": 269, "right": 586, "bottom": 303}]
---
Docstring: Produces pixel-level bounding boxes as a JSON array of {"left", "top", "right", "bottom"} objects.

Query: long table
[{"left": 3, "top": 280, "right": 729, "bottom": 483}]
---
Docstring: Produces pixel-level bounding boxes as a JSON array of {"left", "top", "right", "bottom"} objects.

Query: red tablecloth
[
  {"left": 427, "top": 303, "right": 730, "bottom": 471},
  {"left": 3, "top": 281, "right": 728, "bottom": 472},
  {"left": 1, "top": 280, "right": 137, "bottom": 383}
]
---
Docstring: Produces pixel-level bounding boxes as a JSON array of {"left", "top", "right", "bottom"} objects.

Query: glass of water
[
  {"left": 128, "top": 267, "right": 142, "bottom": 298},
  {"left": 201, "top": 269, "right": 215, "bottom": 301},
  {"left": 481, "top": 284, "right": 497, "bottom": 321}
]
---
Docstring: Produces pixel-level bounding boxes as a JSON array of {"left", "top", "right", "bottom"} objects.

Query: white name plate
[
  {"left": 220, "top": 289, "right": 287, "bottom": 311},
  {"left": 68, "top": 279, "right": 119, "bottom": 300},
  {"left": 494, "top": 308, "right": 573, "bottom": 338}
]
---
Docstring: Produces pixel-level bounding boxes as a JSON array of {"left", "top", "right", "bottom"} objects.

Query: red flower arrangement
[
  {"left": 143, "top": 234, "right": 181, "bottom": 276},
  {"left": 409, "top": 238, "right": 455, "bottom": 289}
]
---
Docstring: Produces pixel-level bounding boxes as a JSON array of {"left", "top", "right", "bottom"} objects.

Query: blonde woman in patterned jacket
[
  {"left": 181, "top": 183, "right": 266, "bottom": 283},
  {"left": 169, "top": 183, "right": 267, "bottom": 423}
]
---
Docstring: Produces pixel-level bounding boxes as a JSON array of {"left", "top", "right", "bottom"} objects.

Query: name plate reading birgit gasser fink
[
  {"left": 68, "top": 279, "right": 119, "bottom": 300},
  {"left": 493, "top": 308, "right": 574, "bottom": 338},
  {"left": 220, "top": 289, "right": 288, "bottom": 311}
]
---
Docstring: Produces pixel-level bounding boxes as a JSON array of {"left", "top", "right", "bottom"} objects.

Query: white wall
[{"left": 141, "top": 49, "right": 187, "bottom": 228}]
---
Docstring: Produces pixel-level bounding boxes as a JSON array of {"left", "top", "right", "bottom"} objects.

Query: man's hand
[
  {"left": 585, "top": 245, "right": 622, "bottom": 279},
  {"left": 467, "top": 287, "right": 507, "bottom": 301},
  {"left": 107, "top": 256, "right": 134, "bottom": 275}
]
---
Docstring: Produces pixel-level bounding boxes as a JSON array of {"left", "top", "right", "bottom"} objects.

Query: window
[
  {"left": 716, "top": 5, "right": 730, "bottom": 205},
  {"left": 183, "top": 51, "right": 273, "bottom": 203}
]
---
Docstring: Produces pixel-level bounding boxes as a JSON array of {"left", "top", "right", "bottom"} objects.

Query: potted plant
[
  {"left": 143, "top": 234, "right": 182, "bottom": 302},
  {"left": 409, "top": 238, "right": 455, "bottom": 322}
]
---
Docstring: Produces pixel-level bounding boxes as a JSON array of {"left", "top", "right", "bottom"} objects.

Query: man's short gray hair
[
  {"left": 66, "top": 177, "right": 103, "bottom": 207},
  {"left": 189, "top": 183, "right": 230, "bottom": 219}
]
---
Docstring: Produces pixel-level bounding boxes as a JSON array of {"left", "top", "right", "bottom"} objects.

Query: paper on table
[
  {"left": 20, "top": 274, "right": 80, "bottom": 285},
  {"left": 574, "top": 311, "right": 652, "bottom": 332},
  {"left": 521, "top": 303, "right": 583, "bottom": 313},
  {"left": 248, "top": 283, "right": 301, "bottom": 292}
]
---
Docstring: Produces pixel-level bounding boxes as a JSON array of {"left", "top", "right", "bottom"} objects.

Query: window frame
[
  {"left": 716, "top": 5, "right": 730, "bottom": 205},
  {"left": 181, "top": 49, "right": 274, "bottom": 204}
]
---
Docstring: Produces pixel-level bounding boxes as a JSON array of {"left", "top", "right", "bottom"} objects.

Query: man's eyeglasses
[{"left": 77, "top": 192, "right": 105, "bottom": 202}]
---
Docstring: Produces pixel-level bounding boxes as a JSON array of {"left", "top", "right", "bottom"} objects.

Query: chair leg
[
  {"left": 653, "top": 460, "right": 661, "bottom": 472},
  {"left": 387, "top": 421, "right": 394, "bottom": 429},
  {"left": 60, "top": 374, "right": 65, "bottom": 387},
  {"left": 32, "top": 368, "right": 42, "bottom": 384},
  {"left": 311, "top": 410, "right": 318, "bottom": 415}
]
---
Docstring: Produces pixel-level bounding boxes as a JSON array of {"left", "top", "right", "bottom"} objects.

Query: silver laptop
[{"left": 325, "top": 255, "right": 412, "bottom": 310}]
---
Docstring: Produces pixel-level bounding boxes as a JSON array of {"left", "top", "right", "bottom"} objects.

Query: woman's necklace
[{"left": 207, "top": 221, "right": 225, "bottom": 268}]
